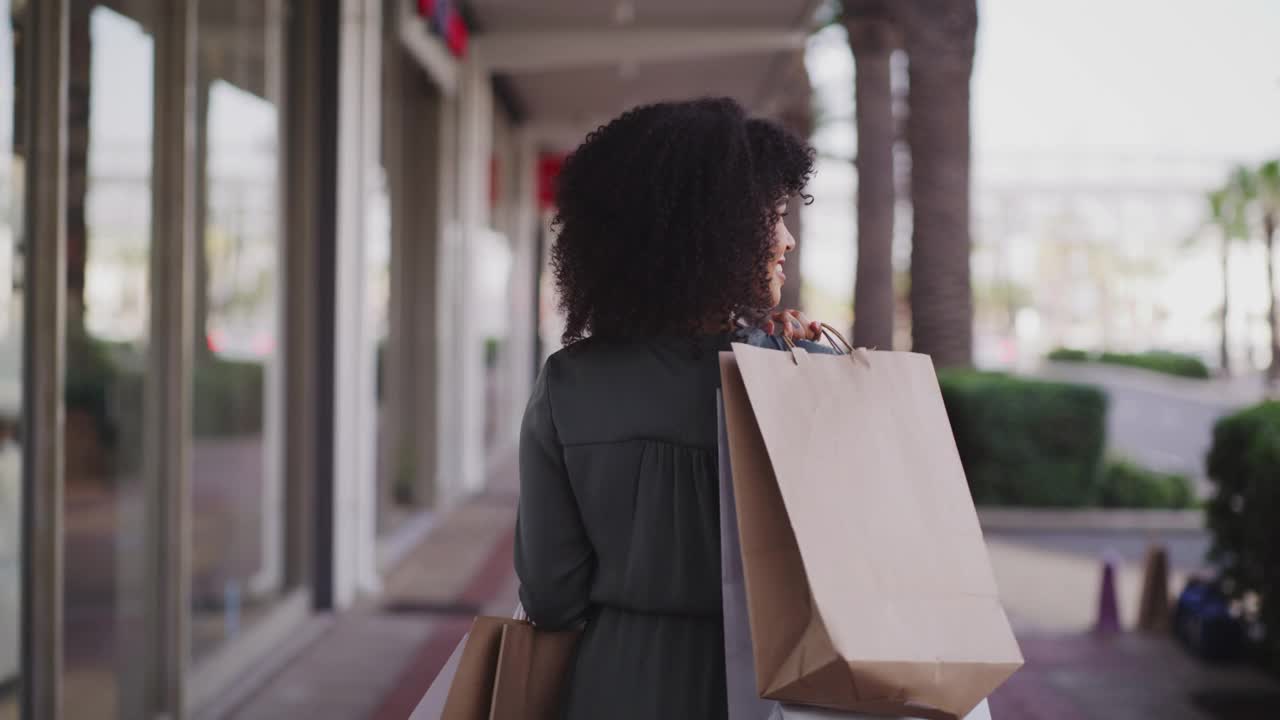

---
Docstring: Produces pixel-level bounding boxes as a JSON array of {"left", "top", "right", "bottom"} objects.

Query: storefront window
[
  {"left": 0, "top": 2, "right": 23, "bottom": 719},
  {"left": 374, "top": 50, "right": 418, "bottom": 536},
  {"left": 191, "top": 0, "right": 290, "bottom": 663},
  {"left": 369, "top": 160, "right": 398, "bottom": 535},
  {"left": 62, "top": 2, "right": 155, "bottom": 717}
]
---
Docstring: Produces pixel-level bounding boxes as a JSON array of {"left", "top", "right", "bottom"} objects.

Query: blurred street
[
  {"left": 1030, "top": 362, "right": 1263, "bottom": 493},
  {"left": 991, "top": 633, "right": 1280, "bottom": 720}
]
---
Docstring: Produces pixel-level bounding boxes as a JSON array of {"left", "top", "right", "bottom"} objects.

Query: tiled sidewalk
[
  {"left": 229, "top": 457, "right": 1280, "bottom": 720},
  {"left": 226, "top": 466, "right": 520, "bottom": 720},
  {"left": 989, "top": 633, "right": 1280, "bottom": 720}
]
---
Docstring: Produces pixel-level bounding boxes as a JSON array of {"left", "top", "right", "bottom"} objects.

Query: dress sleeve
[{"left": 513, "top": 359, "right": 594, "bottom": 629}]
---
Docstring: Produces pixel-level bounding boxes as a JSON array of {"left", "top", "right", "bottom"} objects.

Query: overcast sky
[{"left": 801, "top": 0, "right": 1280, "bottom": 325}]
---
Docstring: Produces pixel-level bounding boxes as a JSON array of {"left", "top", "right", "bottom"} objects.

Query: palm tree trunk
[
  {"left": 844, "top": 3, "right": 898, "bottom": 349},
  {"left": 1266, "top": 217, "right": 1278, "bottom": 382},
  {"left": 1221, "top": 231, "right": 1231, "bottom": 376},
  {"left": 897, "top": 0, "right": 978, "bottom": 368}
]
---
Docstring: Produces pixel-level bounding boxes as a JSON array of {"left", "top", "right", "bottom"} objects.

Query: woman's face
[{"left": 766, "top": 203, "right": 796, "bottom": 308}]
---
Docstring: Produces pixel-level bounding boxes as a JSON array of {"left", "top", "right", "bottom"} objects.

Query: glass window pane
[
  {"left": 370, "top": 160, "right": 397, "bottom": 535},
  {"left": 62, "top": 2, "right": 156, "bottom": 717},
  {"left": 0, "top": 2, "right": 23, "bottom": 719},
  {"left": 374, "top": 58, "right": 415, "bottom": 536},
  {"left": 191, "top": 0, "right": 289, "bottom": 663}
]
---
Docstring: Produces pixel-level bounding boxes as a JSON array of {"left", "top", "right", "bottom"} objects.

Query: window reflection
[
  {"left": 369, "top": 162, "right": 399, "bottom": 535},
  {"left": 191, "top": 0, "right": 289, "bottom": 663},
  {"left": 0, "top": 2, "right": 23, "bottom": 718},
  {"left": 62, "top": 3, "right": 155, "bottom": 718}
]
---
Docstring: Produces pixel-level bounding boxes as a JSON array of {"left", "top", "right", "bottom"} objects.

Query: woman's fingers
[
  {"left": 765, "top": 310, "right": 824, "bottom": 342},
  {"left": 785, "top": 310, "right": 822, "bottom": 341},
  {"left": 771, "top": 311, "right": 797, "bottom": 339}
]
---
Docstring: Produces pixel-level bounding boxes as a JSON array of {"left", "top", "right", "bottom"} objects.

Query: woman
[{"left": 514, "top": 97, "right": 826, "bottom": 719}]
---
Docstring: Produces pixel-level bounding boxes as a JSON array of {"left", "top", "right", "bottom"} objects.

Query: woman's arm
[{"left": 513, "top": 359, "right": 594, "bottom": 629}]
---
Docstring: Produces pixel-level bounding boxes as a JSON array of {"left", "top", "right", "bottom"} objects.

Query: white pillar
[
  {"left": 250, "top": 0, "right": 287, "bottom": 601},
  {"left": 327, "top": 0, "right": 383, "bottom": 607},
  {"left": 502, "top": 132, "right": 539, "bottom": 445},
  {"left": 444, "top": 53, "right": 492, "bottom": 499},
  {"left": 352, "top": 0, "right": 383, "bottom": 596},
  {"left": 432, "top": 91, "right": 462, "bottom": 504}
]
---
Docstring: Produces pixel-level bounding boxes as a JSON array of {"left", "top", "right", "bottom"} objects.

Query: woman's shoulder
[{"left": 545, "top": 327, "right": 837, "bottom": 367}]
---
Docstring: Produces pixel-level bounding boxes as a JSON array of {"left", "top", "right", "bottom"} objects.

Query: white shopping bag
[{"left": 410, "top": 632, "right": 467, "bottom": 719}]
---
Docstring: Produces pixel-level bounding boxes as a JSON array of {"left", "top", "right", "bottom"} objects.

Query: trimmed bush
[
  {"left": 485, "top": 337, "right": 502, "bottom": 368},
  {"left": 67, "top": 331, "right": 264, "bottom": 439},
  {"left": 939, "top": 370, "right": 1108, "bottom": 506},
  {"left": 1098, "top": 350, "right": 1210, "bottom": 380},
  {"left": 1047, "top": 347, "right": 1090, "bottom": 362},
  {"left": 193, "top": 356, "right": 265, "bottom": 436},
  {"left": 1046, "top": 347, "right": 1210, "bottom": 379},
  {"left": 1098, "top": 459, "right": 1195, "bottom": 509},
  {"left": 65, "top": 323, "right": 123, "bottom": 447},
  {"left": 1205, "top": 401, "right": 1280, "bottom": 670}
]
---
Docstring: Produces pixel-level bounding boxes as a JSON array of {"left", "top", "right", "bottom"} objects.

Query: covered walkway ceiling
[{"left": 466, "top": 0, "right": 824, "bottom": 150}]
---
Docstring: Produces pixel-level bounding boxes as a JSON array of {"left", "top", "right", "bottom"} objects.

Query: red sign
[
  {"left": 416, "top": 0, "right": 467, "bottom": 58},
  {"left": 538, "top": 153, "right": 566, "bottom": 211},
  {"left": 446, "top": 11, "right": 469, "bottom": 57}
]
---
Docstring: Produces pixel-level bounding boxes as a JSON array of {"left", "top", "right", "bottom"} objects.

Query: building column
[
  {"left": 501, "top": 132, "right": 539, "bottom": 446},
  {"left": 445, "top": 54, "right": 492, "bottom": 499},
  {"left": 250, "top": 0, "right": 288, "bottom": 606},
  {"left": 24, "top": 0, "right": 70, "bottom": 716},
  {"left": 327, "top": 0, "right": 383, "bottom": 607},
  {"left": 145, "top": 0, "right": 198, "bottom": 713},
  {"left": 384, "top": 49, "right": 447, "bottom": 510}
]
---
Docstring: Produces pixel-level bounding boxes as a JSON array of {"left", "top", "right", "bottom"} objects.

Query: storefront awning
[{"left": 466, "top": 0, "right": 822, "bottom": 151}]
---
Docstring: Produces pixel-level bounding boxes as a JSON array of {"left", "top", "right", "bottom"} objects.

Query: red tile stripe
[{"left": 370, "top": 525, "right": 517, "bottom": 720}]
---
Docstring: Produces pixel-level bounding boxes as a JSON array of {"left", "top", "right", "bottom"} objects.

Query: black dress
[{"left": 513, "top": 329, "right": 827, "bottom": 719}]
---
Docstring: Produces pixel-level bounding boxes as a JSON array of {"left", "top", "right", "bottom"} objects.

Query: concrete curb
[{"left": 978, "top": 508, "right": 1206, "bottom": 533}]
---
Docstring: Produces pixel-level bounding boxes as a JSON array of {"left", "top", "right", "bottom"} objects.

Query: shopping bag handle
[
  {"left": 818, "top": 323, "right": 853, "bottom": 353},
  {"left": 781, "top": 323, "right": 872, "bottom": 368}
]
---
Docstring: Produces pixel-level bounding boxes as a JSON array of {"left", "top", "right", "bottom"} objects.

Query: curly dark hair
[{"left": 550, "top": 97, "right": 815, "bottom": 345}]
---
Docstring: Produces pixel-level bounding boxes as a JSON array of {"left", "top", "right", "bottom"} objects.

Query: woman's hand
[{"left": 763, "top": 309, "right": 823, "bottom": 342}]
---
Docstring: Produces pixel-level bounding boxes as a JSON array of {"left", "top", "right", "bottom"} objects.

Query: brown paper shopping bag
[
  {"left": 434, "top": 615, "right": 579, "bottom": 720},
  {"left": 719, "top": 343, "right": 1022, "bottom": 720},
  {"left": 489, "top": 621, "right": 580, "bottom": 720},
  {"left": 438, "top": 617, "right": 509, "bottom": 720}
]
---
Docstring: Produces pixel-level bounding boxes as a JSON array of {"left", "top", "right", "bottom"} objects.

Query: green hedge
[
  {"left": 1206, "top": 401, "right": 1280, "bottom": 669},
  {"left": 1097, "top": 459, "right": 1195, "bottom": 509},
  {"left": 193, "top": 356, "right": 264, "bottom": 436},
  {"left": 67, "top": 330, "right": 265, "bottom": 441},
  {"left": 1047, "top": 347, "right": 1210, "bottom": 379},
  {"left": 1099, "top": 350, "right": 1210, "bottom": 380},
  {"left": 66, "top": 324, "right": 124, "bottom": 447},
  {"left": 939, "top": 371, "right": 1108, "bottom": 506},
  {"left": 1046, "top": 347, "right": 1090, "bottom": 363}
]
